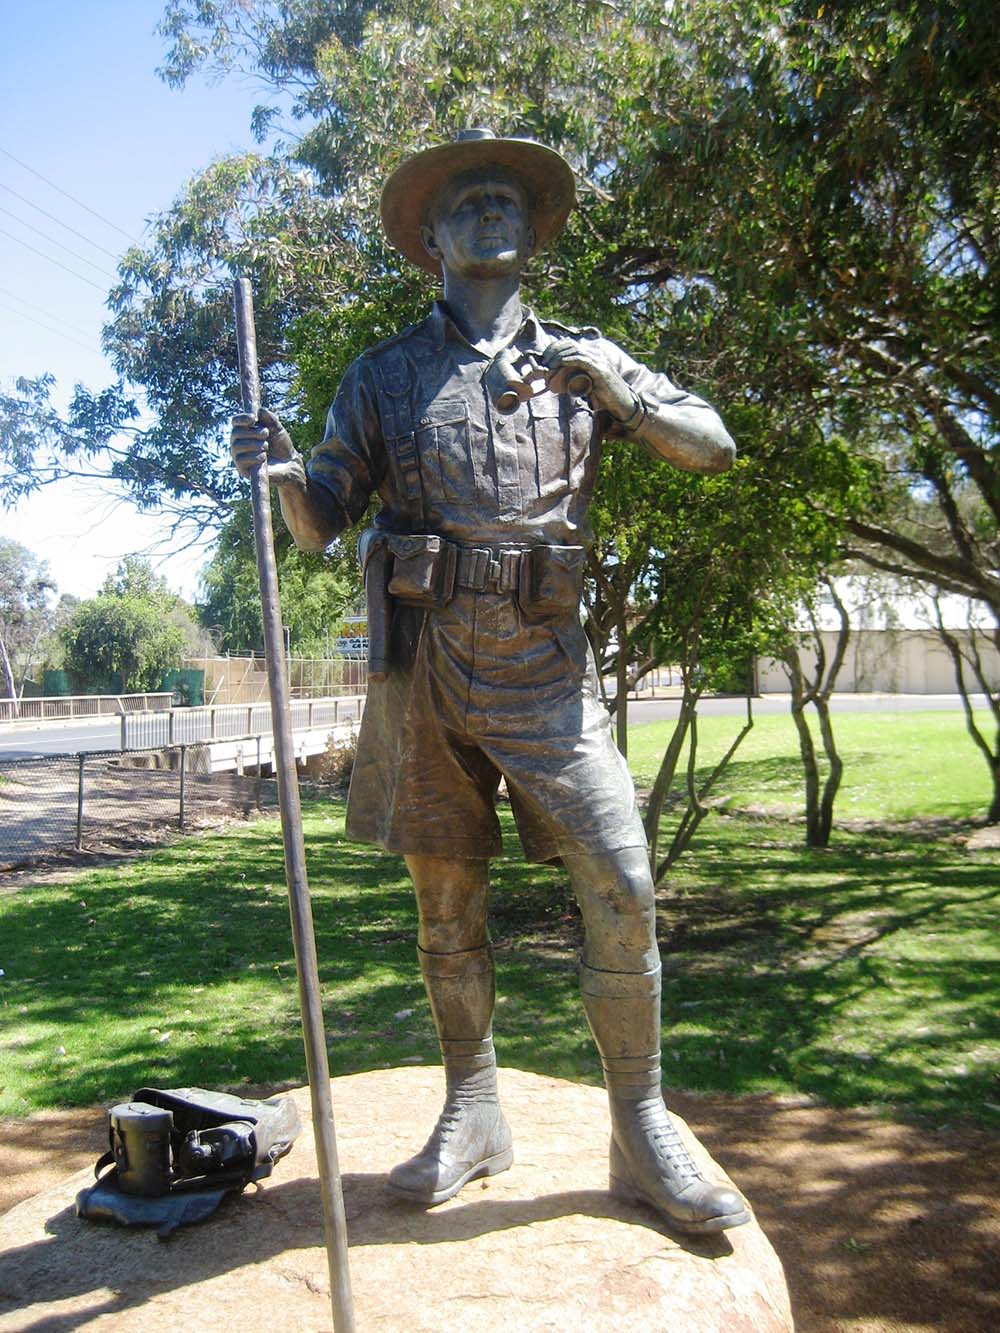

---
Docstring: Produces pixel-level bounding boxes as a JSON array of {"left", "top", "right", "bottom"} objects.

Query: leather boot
[
  {"left": 388, "top": 944, "right": 513, "bottom": 1204},
  {"left": 581, "top": 961, "right": 750, "bottom": 1235}
]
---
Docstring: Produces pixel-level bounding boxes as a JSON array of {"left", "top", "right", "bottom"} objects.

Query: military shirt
[
  {"left": 307, "top": 301, "right": 701, "bottom": 548},
  {"left": 308, "top": 300, "right": 705, "bottom": 862}
]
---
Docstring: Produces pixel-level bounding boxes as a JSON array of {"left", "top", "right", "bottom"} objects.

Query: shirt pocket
[
  {"left": 414, "top": 398, "right": 474, "bottom": 504},
  {"left": 528, "top": 393, "right": 593, "bottom": 497}
]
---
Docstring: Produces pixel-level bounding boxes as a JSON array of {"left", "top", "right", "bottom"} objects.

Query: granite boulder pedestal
[{"left": 0, "top": 1068, "right": 793, "bottom": 1331}]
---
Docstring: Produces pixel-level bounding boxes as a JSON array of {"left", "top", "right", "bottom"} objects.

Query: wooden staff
[{"left": 233, "top": 277, "right": 355, "bottom": 1332}]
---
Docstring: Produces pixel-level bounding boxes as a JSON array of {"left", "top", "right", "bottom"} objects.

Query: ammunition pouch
[
  {"left": 386, "top": 533, "right": 458, "bottom": 608},
  {"left": 516, "top": 544, "right": 585, "bottom": 619},
  {"left": 384, "top": 535, "right": 584, "bottom": 619},
  {"left": 358, "top": 528, "right": 586, "bottom": 677}
]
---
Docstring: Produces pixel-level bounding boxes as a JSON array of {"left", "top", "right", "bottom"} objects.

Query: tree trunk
[
  {"left": 615, "top": 625, "right": 629, "bottom": 758},
  {"left": 643, "top": 689, "right": 696, "bottom": 874},
  {"left": 811, "top": 582, "right": 849, "bottom": 846},
  {"left": 791, "top": 699, "right": 823, "bottom": 846},
  {"left": 785, "top": 643, "right": 823, "bottom": 845},
  {"left": 655, "top": 692, "right": 754, "bottom": 882},
  {"left": 932, "top": 599, "right": 1000, "bottom": 824},
  {"left": 781, "top": 580, "right": 851, "bottom": 848},
  {"left": 814, "top": 696, "right": 844, "bottom": 846},
  {"left": 0, "top": 633, "right": 18, "bottom": 712}
]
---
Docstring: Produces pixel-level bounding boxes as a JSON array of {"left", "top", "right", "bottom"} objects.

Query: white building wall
[{"left": 755, "top": 629, "right": 1000, "bottom": 694}]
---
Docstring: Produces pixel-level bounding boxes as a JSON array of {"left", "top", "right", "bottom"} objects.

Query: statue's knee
[
  {"left": 579, "top": 846, "right": 655, "bottom": 918},
  {"left": 406, "top": 855, "right": 490, "bottom": 953},
  {"left": 614, "top": 846, "right": 656, "bottom": 916},
  {"left": 614, "top": 868, "right": 657, "bottom": 952},
  {"left": 569, "top": 846, "right": 657, "bottom": 965}
]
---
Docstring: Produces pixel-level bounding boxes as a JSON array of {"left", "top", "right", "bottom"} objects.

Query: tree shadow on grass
[
  {"left": 3, "top": 811, "right": 425, "bottom": 1109},
  {"left": 658, "top": 819, "right": 1000, "bottom": 1125},
  {"left": 3, "top": 803, "right": 593, "bottom": 1111},
  {"left": 5, "top": 803, "right": 998, "bottom": 1130}
]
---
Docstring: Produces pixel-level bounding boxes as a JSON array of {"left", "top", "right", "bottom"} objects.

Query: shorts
[{"left": 345, "top": 590, "right": 646, "bottom": 863}]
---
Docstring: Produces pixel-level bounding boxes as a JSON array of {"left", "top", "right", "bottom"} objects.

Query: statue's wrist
[
  {"left": 611, "top": 387, "right": 648, "bottom": 433},
  {"left": 270, "top": 451, "right": 307, "bottom": 489}
]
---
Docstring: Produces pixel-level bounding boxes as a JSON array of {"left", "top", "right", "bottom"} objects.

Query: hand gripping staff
[{"left": 233, "top": 278, "right": 355, "bottom": 1332}]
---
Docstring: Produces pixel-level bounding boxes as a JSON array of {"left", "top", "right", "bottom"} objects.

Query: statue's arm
[
  {"left": 622, "top": 380, "right": 736, "bottom": 475},
  {"left": 230, "top": 359, "right": 383, "bottom": 551}
]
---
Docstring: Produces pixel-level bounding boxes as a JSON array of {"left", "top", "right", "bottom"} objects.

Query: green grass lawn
[
  {"left": 1, "top": 709, "right": 997, "bottom": 1127},
  {"left": 628, "top": 707, "right": 997, "bottom": 822}
]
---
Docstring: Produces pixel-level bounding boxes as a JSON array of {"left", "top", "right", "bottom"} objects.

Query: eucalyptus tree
[{"left": 10, "top": 0, "right": 990, "bottom": 827}]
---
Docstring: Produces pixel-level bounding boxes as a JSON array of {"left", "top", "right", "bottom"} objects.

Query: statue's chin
[{"left": 464, "top": 251, "right": 524, "bottom": 279}]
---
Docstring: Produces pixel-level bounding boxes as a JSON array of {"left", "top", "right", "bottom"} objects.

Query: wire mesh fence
[
  {"left": 0, "top": 749, "right": 279, "bottom": 870},
  {"left": 189, "top": 654, "right": 369, "bottom": 704}
]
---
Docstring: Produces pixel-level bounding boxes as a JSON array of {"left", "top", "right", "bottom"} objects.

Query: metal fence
[
  {"left": 120, "top": 696, "right": 365, "bottom": 750},
  {"left": 0, "top": 693, "right": 173, "bottom": 723},
  {"left": 0, "top": 749, "right": 279, "bottom": 869}
]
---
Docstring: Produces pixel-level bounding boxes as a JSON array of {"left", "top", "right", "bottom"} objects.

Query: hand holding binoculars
[{"left": 485, "top": 348, "right": 593, "bottom": 414}]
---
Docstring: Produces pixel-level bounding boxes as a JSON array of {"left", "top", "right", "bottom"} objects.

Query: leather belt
[{"left": 454, "top": 545, "right": 530, "bottom": 594}]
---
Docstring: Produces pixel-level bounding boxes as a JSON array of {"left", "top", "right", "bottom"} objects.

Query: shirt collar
[{"left": 429, "top": 300, "right": 543, "bottom": 355}]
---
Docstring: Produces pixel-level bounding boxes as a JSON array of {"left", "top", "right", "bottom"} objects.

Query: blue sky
[{"left": 1, "top": 2, "right": 287, "bottom": 602}]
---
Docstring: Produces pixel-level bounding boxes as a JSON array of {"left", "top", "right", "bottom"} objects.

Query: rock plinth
[{"left": 0, "top": 1068, "right": 793, "bottom": 1331}]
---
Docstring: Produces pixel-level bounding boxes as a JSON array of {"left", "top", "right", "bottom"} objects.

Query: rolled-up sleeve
[
  {"left": 306, "top": 357, "right": 387, "bottom": 530},
  {"left": 598, "top": 339, "right": 711, "bottom": 435},
  {"left": 595, "top": 337, "right": 734, "bottom": 472}
]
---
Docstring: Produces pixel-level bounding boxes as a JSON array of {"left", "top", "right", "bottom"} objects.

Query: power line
[
  {"left": 0, "top": 285, "right": 95, "bottom": 340},
  {"left": 0, "top": 181, "right": 122, "bottom": 261},
  {"left": 0, "top": 145, "right": 137, "bottom": 244},
  {"left": 0, "top": 299, "right": 97, "bottom": 354},
  {"left": 0, "top": 225, "right": 108, "bottom": 292},
  {"left": 0, "top": 203, "right": 117, "bottom": 279}
]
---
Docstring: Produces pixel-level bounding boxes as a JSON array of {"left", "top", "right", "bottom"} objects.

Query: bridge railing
[
  {"left": 120, "top": 695, "right": 366, "bottom": 751},
  {"left": 0, "top": 693, "right": 173, "bottom": 723}
]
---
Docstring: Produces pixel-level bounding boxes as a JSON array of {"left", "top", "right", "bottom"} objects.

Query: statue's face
[{"left": 421, "top": 170, "right": 535, "bottom": 279}]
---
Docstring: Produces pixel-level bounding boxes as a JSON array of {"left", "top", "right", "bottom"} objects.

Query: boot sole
[
  {"left": 610, "top": 1172, "right": 751, "bottom": 1235},
  {"left": 388, "top": 1147, "right": 514, "bottom": 1206}
]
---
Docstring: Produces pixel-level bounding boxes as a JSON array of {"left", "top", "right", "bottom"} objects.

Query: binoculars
[{"left": 484, "top": 348, "right": 593, "bottom": 414}]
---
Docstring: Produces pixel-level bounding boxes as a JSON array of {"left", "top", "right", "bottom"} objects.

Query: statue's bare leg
[
  {"left": 386, "top": 853, "right": 513, "bottom": 1203},
  {"left": 565, "top": 845, "right": 750, "bottom": 1233}
]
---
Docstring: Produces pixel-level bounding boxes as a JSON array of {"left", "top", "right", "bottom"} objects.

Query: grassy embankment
[{"left": 1, "top": 709, "right": 997, "bottom": 1125}]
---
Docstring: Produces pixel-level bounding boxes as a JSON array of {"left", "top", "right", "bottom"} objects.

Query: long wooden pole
[{"left": 233, "top": 278, "right": 355, "bottom": 1332}]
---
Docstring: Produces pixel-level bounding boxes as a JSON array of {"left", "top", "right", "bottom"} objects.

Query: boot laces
[
  {"left": 426, "top": 1086, "right": 495, "bottom": 1150},
  {"left": 636, "top": 1100, "right": 702, "bottom": 1183}
]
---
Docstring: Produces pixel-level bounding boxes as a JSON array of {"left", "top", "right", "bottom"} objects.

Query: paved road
[
  {"left": 0, "top": 718, "right": 123, "bottom": 759},
  {"left": 0, "top": 693, "right": 984, "bottom": 760},
  {"left": 624, "top": 691, "right": 986, "bottom": 726}
]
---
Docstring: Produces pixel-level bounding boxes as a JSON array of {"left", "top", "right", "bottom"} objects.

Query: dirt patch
[
  {"left": 3, "top": 1090, "right": 996, "bottom": 1332},
  {"left": 0, "top": 1109, "right": 108, "bottom": 1214},
  {"left": 0, "top": 759, "right": 278, "bottom": 873}
]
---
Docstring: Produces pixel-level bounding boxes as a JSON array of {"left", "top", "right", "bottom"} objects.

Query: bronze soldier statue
[{"left": 232, "top": 130, "right": 749, "bottom": 1234}]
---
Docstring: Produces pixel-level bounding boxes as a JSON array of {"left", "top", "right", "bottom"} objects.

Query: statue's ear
[
  {"left": 420, "top": 224, "right": 442, "bottom": 260},
  {"left": 526, "top": 223, "right": 537, "bottom": 254}
]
